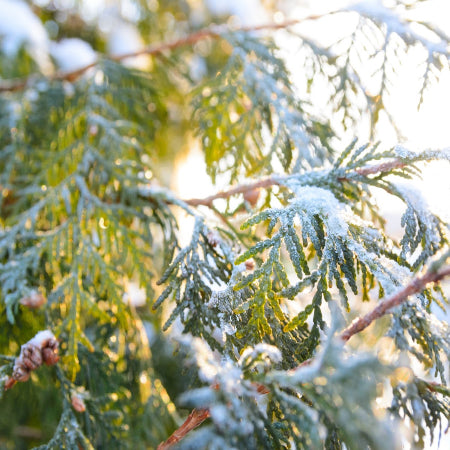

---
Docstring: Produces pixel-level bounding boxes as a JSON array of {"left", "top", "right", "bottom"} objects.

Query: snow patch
[
  {"left": 50, "top": 38, "right": 97, "bottom": 72},
  {"left": 122, "top": 281, "right": 146, "bottom": 307},
  {"left": 288, "top": 185, "right": 349, "bottom": 238},
  {"left": 395, "top": 182, "right": 440, "bottom": 247},
  {"left": 239, "top": 343, "right": 282, "bottom": 365},
  {"left": 28, "top": 330, "right": 55, "bottom": 348}
]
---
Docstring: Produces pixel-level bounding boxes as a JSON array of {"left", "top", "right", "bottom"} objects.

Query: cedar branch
[
  {"left": 184, "top": 177, "right": 280, "bottom": 207},
  {"left": 157, "top": 262, "right": 450, "bottom": 448}
]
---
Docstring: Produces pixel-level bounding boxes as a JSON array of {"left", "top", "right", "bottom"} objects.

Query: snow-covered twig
[{"left": 4, "top": 330, "right": 59, "bottom": 390}]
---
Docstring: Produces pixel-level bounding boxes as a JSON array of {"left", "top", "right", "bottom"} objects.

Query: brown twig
[
  {"left": 157, "top": 263, "right": 450, "bottom": 448},
  {"left": 0, "top": 14, "right": 327, "bottom": 93},
  {"left": 182, "top": 158, "right": 407, "bottom": 207},
  {"left": 184, "top": 176, "right": 280, "bottom": 207},
  {"left": 157, "top": 408, "right": 211, "bottom": 450},
  {"left": 354, "top": 159, "right": 406, "bottom": 177},
  {"left": 339, "top": 264, "right": 450, "bottom": 341}
]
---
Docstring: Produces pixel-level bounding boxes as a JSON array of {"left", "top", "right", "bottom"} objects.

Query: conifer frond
[
  {"left": 230, "top": 181, "right": 401, "bottom": 359},
  {"left": 179, "top": 326, "right": 398, "bottom": 450},
  {"left": 192, "top": 32, "right": 330, "bottom": 183},
  {"left": 0, "top": 61, "right": 177, "bottom": 373},
  {"left": 267, "top": 333, "right": 398, "bottom": 450},
  {"left": 331, "top": 143, "right": 449, "bottom": 268},
  {"left": 389, "top": 301, "right": 450, "bottom": 383},
  {"left": 295, "top": 2, "right": 450, "bottom": 135},
  {"left": 154, "top": 143, "right": 448, "bottom": 368},
  {"left": 153, "top": 217, "right": 234, "bottom": 349}
]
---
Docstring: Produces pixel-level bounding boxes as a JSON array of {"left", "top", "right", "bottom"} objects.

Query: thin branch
[
  {"left": 182, "top": 158, "right": 407, "bottom": 207},
  {"left": 157, "top": 263, "right": 450, "bottom": 449},
  {"left": 340, "top": 264, "right": 450, "bottom": 341},
  {"left": 353, "top": 159, "right": 405, "bottom": 177},
  {"left": 156, "top": 408, "right": 210, "bottom": 450},
  {"left": 0, "top": 14, "right": 328, "bottom": 93},
  {"left": 184, "top": 177, "right": 280, "bottom": 207}
]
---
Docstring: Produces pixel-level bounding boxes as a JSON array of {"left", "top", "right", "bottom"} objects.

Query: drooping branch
[
  {"left": 0, "top": 14, "right": 328, "bottom": 93},
  {"left": 157, "top": 261, "right": 450, "bottom": 449}
]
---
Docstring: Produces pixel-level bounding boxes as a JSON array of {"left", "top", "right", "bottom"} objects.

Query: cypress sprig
[{"left": 1, "top": 2, "right": 450, "bottom": 449}]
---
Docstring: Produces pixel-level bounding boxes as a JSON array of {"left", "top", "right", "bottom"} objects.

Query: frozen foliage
[
  {"left": 239, "top": 343, "right": 282, "bottom": 366},
  {"left": 267, "top": 323, "right": 400, "bottom": 449},
  {"left": 0, "top": 1, "right": 449, "bottom": 449},
  {"left": 192, "top": 31, "right": 331, "bottom": 183},
  {"left": 386, "top": 180, "right": 447, "bottom": 269},
  {"left": 181, "top": 320, "right": 400, "bottom": 449},
  {"left": 395, "top": 145, "right": 450, "bottom": 161},
  {"left": 287, "top": 186, "right": 349, "bottom": 238},
  {"left": 179, "top": 337, "right": 274, "bottom": 449}
]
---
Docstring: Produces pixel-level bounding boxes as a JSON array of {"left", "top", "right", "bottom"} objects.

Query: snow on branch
[
  {"left": 4, "top": 330, "right": 59, "bottom": 390},
  {"left": 157, "top": 254, "right": 450, "bottom": 449},
  {"left": 181, "top": 146, "right": 450, "bottom": 207}
]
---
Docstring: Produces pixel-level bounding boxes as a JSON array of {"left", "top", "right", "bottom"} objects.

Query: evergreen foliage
[{"left": 0, "top": 1, "right": 449, "bottom": 449}]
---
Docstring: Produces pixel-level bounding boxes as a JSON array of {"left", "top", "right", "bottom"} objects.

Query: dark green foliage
[{"left": 153, "top": 217, "right": 234, "bottom": 350}]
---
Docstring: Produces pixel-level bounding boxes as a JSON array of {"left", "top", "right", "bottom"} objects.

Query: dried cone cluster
[
  {"left": 71, "top": 392, "right": 87, "bottom": 413},
  {"left": 4, "top": 330, "right": 59, "bottom": 390},
  {"left": 206, "top": 230, "right": 221, "bottom": 247}
]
